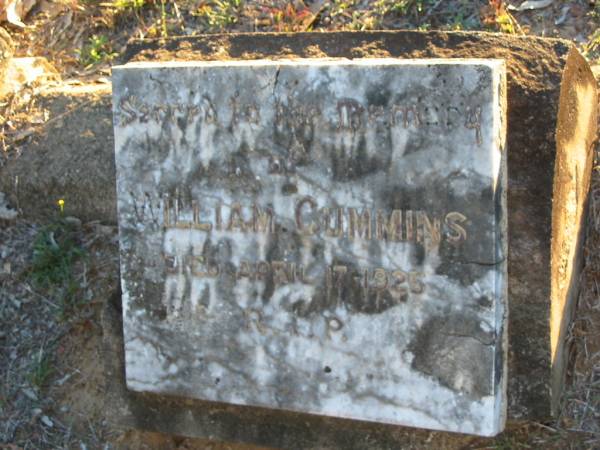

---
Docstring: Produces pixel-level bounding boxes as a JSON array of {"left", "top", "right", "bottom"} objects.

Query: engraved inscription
[
  {"left": 161, "top": 255, "right": 426, "bottom": 316},
  {"left": 116, "top": 94, "right": 484, "bottom": 144},
  {"left": 151, "top": 189, "right": 468, "bottom": 322},
  {"left": 154, "top": 193, "right": 468, "bottom": 246}
]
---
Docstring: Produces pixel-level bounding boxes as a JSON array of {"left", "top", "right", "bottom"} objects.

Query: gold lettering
[
  {"left": 119, "top": 96, "right": 139, "bottom": 125},
  {"left": 191, "top": 255, "right": 203, "bottom": 276},
  {"left": 238, "top": 260, "right": 252, "bottom": 279},
  {"left": 391, "top": 269, "right": 406, "bottom": 284},
  {"left": 405, "top": 210, "right": 414, "bottom": 241},
  {"left": 227, "top": 203, "right": 246, "bottom": 231},
  {"left": 337, "top": 98, "right": 364, "bottom": 129},
  {"left": 445, "top": 212, "right": 468, "bottom": 243},
  {"left": 192, "top": 200, "right": 212, "bottom": 231},
  {"left": 170, "top": 193, "right": 192, "bottom": 229},
  {"left": 295, "top": 196, "right": 319, "bottom": 235},
  {"left": 375, "top": 210, "right": 402, "bottom": 241},
  {"left": 416, "top": 212, "right": 424, "bottom": 244},
  {"left": 417, "top": 211, "right": 441, "bottom": 248},
  {"left": 323, "top": 208, "right": 343, "bottom": 237},
  {"left": 256, "top": 261, "right": 270, "bottom": 280},
  {"left": 371, "top": 268, "right": 388, "bottom": 291},
  {"left": 174, "top": 219, "right": 193, "bottom": 229},
  {"left": 465, "top": 106, "right": 482, "bottom": 145},
  {"left": 271, "top": 261, "right": 289, "bottom": 285},
  {"left": 288, "top": 263, "right": 296, "bottom": 283},
  {"left": 295, "top": 264, "right": 313, "bottom": 284},
  {"left": 201, "top": 95, "right": 217, "bottom": 123},
  {"left": 348, "top": 208, "right": 372, "bottom": 240},
  {"left": 163, "top": 194, "right": 171, "bottom": 227},
  {"left": 392, "top": 104, "right": 422, "bottom": 128},
  {"left": 253, "top": 204, "right": 274, "bottom": 233},
  {"left": 361, "top": 268, "right": 369, "bottom": 304},
  {"left": 390, "top": 270, "right": 408, "bottom": 296},
  {"left": 207, "top": 263, "right": 219, "bottom": 277}
]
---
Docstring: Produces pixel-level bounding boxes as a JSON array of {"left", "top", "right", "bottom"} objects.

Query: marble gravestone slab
[{"left": 112, "top": 59, "right": 507, "bottom": 436}]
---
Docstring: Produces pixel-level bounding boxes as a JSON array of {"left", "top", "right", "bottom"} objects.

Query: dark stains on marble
[{"left": 408, "top": 313, "right": 494, "bottom": 398}]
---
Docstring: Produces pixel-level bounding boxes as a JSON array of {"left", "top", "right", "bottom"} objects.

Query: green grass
[{"left": 28, "top": 348, "right": 53, "bottom": 389}]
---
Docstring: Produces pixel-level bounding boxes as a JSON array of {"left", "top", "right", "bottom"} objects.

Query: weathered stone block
[
  {"left": 112, "top": 59, "right": 508, "bottom": 436},
  {"left": 115, "top": 31, "right": 598, "bottom": 425}
]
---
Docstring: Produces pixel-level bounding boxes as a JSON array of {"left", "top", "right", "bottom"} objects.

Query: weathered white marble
[{"left": 112, "top": 59, "right": 507, "bottom": 436}]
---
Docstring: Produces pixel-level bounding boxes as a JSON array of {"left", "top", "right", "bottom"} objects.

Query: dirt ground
[
  {"left": 0, "top": 1, "right": 599, "bottom": 449},
  {"left": 1, "top": 0, "right": 599, "bottom": 82}
]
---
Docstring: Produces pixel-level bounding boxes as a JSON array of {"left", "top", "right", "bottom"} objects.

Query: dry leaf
[
  {"left": 0, "top": 0, "right": 38, "bottom": 27},
  {"left": 508, "top": 0, "right": 553, "bottom": 12}
]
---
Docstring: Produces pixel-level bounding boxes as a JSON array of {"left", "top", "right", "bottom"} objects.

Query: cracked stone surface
[{"left": 112, "top": 59, "right": 508, "bottom": 436}]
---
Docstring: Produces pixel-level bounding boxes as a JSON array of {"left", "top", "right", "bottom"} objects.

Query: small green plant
[
  {"left": 29, "top": 348, "right": 53, "bottom": 389},
  {"left": 349, "top": 10, "right": 378, "bottom": 31},
  {"left": 194, "top": 0, "right": 243, "bottom": 31},
  {"left": 373, "top": 0, "right": 420, "bottom": 17},
  {"left": 329, "top": 0, "right": 355, "bottom": 18},
  {"left": 30, "top": 218, "right": 85, "bottom": 314},
  {"left": 31, "top": 221, "right": 82, "bottom": 288},
  {"left": 482, "top": 0, "right": 518, "bottom": 34},
  {"left": 78, "top": 35, "right": 118, "bottom": 68}
]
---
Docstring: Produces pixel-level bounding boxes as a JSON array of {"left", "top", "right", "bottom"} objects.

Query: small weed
[
  {"left": 78, "top": 35, "right": 118, "bottom": 68},
  {"left": 30, "top": 219, "right": 85, "bottom": 313},
  {"left": 330, "top": 0, "right": 355, "bottom": 18},
  {"left": 31, "top": 221, "right": 82, "bottom": 288},
  {"left": 267, "top": 3, "right": 313, "bottom": 32},
  {"left": 345, "top": 9, "right": 381, "bottom": 31},
  {"left": 482, "top": 0, "right": 519, "bottom": 34},
  {"left": 373, "top": 0, "right": 423, "bottom": 17},
  {"left": 28, "top": 348, "right": 53, "bottom": 389},
  {"left": 194, "top": 0, "right": 243, "bottom": 31}
]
